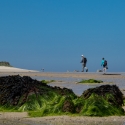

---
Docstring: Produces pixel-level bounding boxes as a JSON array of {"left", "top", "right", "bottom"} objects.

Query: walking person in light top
[{"left": 80, "top": 55, "right": 88, "bottom": 72}]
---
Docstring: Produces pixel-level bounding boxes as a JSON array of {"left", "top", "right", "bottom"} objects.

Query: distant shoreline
[
  {"left": 0, "top": 71, "right": 125, "bottom": 79},
  {"left": 0, "top": 66, "right": 39, "bottom": 73}
]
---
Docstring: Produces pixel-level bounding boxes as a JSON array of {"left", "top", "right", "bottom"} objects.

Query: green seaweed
[
  {"left": 0, "top": 91, "right": 124, "bottom": 117},
  {"left": 80, "top": 94, "right": 124, "bottom": 116},
  {"left": 78, "top": 79, "right": 103, "bottom": 83},
  {"left": 0, "top": 76, "right": 124, "bottom": 117},
  {"left": 123, "top": 99, "right": 125, "bottom": 106},
  {"left": 41, "top": 80, "right": 56, "bottom": 84}
]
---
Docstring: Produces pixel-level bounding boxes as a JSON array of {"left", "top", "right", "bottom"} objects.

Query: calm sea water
[{"left": 32, "top": 72, "right": 125, "bottom": 96}]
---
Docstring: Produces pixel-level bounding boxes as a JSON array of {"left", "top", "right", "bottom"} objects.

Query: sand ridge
[{"left": 0, "top": 66, "right": 39, "bottom": 72}]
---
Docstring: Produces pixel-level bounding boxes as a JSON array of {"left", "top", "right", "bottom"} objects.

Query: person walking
[
  {"left": 80, "top": 55, "right": 88, "bottom": 72},
  {"left": 101, "top": 58, "right": 108, "bottom": 73}
]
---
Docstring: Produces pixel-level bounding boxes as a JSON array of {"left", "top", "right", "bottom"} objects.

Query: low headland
[{"left": 0, "top": 61, "right": 39, "bottom": 72}]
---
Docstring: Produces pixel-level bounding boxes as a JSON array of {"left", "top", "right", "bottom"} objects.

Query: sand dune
[{"left": 0, "top": 66, "right": 39, "bottom": 72}]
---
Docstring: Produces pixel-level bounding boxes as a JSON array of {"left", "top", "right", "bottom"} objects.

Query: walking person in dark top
[{"left": 80, "top": 55, "right": 88, "bottom": 72}]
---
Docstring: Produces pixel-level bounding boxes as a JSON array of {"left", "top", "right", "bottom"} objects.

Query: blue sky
[{"left": 0, "top": 0, "right": 125, "bottom": 72}]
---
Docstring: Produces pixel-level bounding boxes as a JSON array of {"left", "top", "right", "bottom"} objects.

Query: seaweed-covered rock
[
  {"left": 0, "top": 75, "right": 77, "bottom": 115},
  {"left": 0, "top": 75, "right": 76, "bottom": 106},
  {"left": 62, "top": 97, "right": 75, "bottom": 113},
  {"left": 81, "top": 85, "right": 124, "bottom": 106},
  {"left": 80, "top": 93, "right": 124, "bottom": 116},
  {"left": 0, "top": 75, "right": 124, "bottom": 116},
  {"left": 78, "top": 79, "right": 103, "bottom": 83}
]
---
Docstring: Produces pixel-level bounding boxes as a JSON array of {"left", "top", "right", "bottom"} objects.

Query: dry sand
[
  {"left": 0, "top": 66, "right": 39, "bottom": 73},
  {"left": 0, "top": 70, "right": 125, "bottom": 125}
]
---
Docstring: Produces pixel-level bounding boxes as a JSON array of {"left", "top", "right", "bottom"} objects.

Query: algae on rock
[
  {"left": 41, "top": 80, "right": 55, "bottom": 84},
  {"left": 78, "top": 79, "right": 103, "bottom": 83},
  {"left": 80, "top": 94, "right": 124, "bottom": 116},
  {"left": 0, "top": 75, "right": 124, "bottom": 117}
]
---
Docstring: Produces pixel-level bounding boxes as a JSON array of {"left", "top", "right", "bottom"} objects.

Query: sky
[{"left": 0, "top": 0, "right": 125, "bottom": 72}]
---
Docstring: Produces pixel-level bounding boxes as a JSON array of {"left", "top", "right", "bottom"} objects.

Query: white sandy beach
[{"left": 0, "top": 66, "right": 39, "bottom": 72}]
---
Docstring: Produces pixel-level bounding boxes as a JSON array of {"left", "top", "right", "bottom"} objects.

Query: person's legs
[
  {"left": 103, "top": 66, "right": 106, "bottom": 73},
  {"left": 103, "top": 66, "right": 105, "bottom": 72},
  {"left": 82, "top": 63, "right": 85, "bottom": 72},
  {"left": 103, "top": 68, "right": 105, "bottom": 72},
  {"left": 86, "top": 68, "right": 88, "bottom": 72},
  {"left": 84, "top": 63, "right": 88, "bottom": 72},
  {"left": 104, "top": 67, "right": 107, "bottom": 72},
  {"left": 84, "top": 67, "right": 88, "bottom": 72}
]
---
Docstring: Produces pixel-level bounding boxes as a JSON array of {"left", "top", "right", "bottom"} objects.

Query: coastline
[
  {"left": 0, "top": 66, "right": 39, "bottom": 73},
  {"left": 0, "top": 71, "right": 125, "bottom": 79}
]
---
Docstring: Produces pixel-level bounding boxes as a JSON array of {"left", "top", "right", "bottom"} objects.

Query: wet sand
[
  {"left": 1, "top": 72, "right": 125, "bottom": 96},
  {"left": 0, "top": 71, "right": 125, "bottom": 78},
  {"left": 0, "top": 72, "right": 125, "bottom": 125},
  {"left": 0, "top": 112, "right": 125, "bottom": 125}
]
